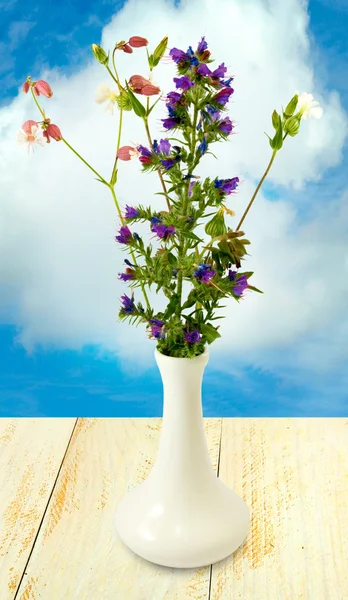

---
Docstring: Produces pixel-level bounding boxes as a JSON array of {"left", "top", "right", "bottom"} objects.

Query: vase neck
[{"left": 150, "top": 349, "right": 215, "bottom": 483}]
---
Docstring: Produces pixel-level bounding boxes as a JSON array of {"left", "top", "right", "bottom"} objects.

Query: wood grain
[
  {"left": 15, "top": 417, "right": 222, "bottom": 600},
  {"left": 0, "top": 418, "right": 76, "bottom": 600},
  {"left": 211, "top": 418, "right": 348, "bottom": 600}
]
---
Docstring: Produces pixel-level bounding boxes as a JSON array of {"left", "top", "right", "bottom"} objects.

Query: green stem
[
  {"left": 110, "top": 186, "right": 151, "bottom": 310},
  {"left": 176, "top": 103, "right": 199, "bottom": 318},
  {"left": 143, "top": 116, "right": 171, "bottom": 211},
  {"left": 235, "top": 149, "right": 277, "bottom": 232},
  {"left": 30, "top": 88, "right": 108, "bottom": 185},
  {"left": 61, "top": 138, "right": 108, "bottom": 184},
  {"left": 31, "top": 89, "right": 45, "bottom": 119}
]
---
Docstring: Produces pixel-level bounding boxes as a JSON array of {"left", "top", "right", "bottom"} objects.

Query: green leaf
[
  {"left": 180, "top": 230, "right": 203, "bottom": 242},
  {"left": 163, "top": 293, "right": 180, "bottom": 319},
  {"left": 125, "top": 82, "right": 146, "bottom": 118},
  {"left": 248, "top": 285, "right": 264, "bottom": 294},
  {"left": 95, "top": 177, "right": 109, "bottom": 187},
  {"left": 181, "top": 291, "right": 197, "bottom": 310},
  {"left": 146, "top": 48, "right": 154, "bottom": 69},
  {"left": 110, "top": 168, "right": 118, "bottom": 187},
  {"left": 147, "top": 94, "right": 163, "bottom": 116},
  {"left": 200, "top": 323, "right": 221, "bottom": 344}
]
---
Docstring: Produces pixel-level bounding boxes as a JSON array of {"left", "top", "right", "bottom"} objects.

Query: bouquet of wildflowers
[{"left": 18, "top": 35, "right": 322, "bottom": 358}]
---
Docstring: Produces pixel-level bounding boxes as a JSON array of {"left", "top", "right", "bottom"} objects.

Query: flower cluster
[{"left": 19, "top": 32, "right": 322, "bottom": 358}]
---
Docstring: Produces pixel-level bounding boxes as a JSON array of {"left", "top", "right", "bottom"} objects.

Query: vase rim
[{"left": 155, "top": 347, "right": 209, "bottom": 361}]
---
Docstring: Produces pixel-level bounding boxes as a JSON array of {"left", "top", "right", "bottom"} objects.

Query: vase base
[{"left": 115, "top": 475, "right": 250, "bottom": 569}]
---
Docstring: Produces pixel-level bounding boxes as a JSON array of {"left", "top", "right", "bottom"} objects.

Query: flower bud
[
  {"left": 272, "top": 109, "right": 280, "bottom": 130},
  {"left": 116, "top": 90, "right": 132, "bottom": 111},
  {"left": 283, "top": 115, "right": 300, "bottom": 137},
  {"left": 34, "top": 80, "right": 53, "bottom": 97},
  {"left": 151, "top": 35, "right": 168, "bottom": 67},
  {"left": 22, "top": 81, "right": 30, "bottom": 93},
  {"left": 284, "top": 94, "right": 299, "bottom": 118},
  {"left": 205, "top": 208, "right": 227, "bottom": 237},
  {"left": 46, "top": 123, "right": 62, "bottom": 141},
  {"left": 121, "top": 43, "right": 133, "bottom": 54},
  {"left": 91, "top": 44, "right": 109, "bottom": 65},
  {"left": 128, "top": 36, "right": 148, "bottom": 48}
]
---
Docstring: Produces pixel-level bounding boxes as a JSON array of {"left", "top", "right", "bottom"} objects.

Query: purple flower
[
  {"left": 197, "top": 36, "right": 208, "bottom": 54},
  {"left": 173, "top": 76, "right": 194, "bottom": 91},
  {"left": 206, "top": 104, "right": 220, "bottom": 115},
  {"left": 124, "top": 258, "right": 136, "bottom": 267},
  {"left": 151, "top": 216, "right": 162, "bottom": 226},
  {"left": 228, "top": 271, "right": 248, "bottom": 296},
  {"left": 214, "top": 87, "right": 234, "bottom": 106},
  {"left": 212, "top": 63, "right": 227, "bottom": 78},
  {"left": 151, "top": 224, "right": 176, "bottom": 240},
  {"left": 115, "top": 225, "right": 132, "bottom": 244},
  {"left": 124, "top": 205, "right": 139, "bottom": 219},
  {"left": 166, "top": 91, "right": 182, "bottom": 106},
  {"left": 188, "top": 180, "right": 196, "bottom": 197},
  {"left": 120, "top": 294, "right": 135, "bottom": 314},
  {"left": 152, "top": 139, "right": 159, "bottom": 153},
  {"left": 118, "top": 270, "right": 135, "bottom": 282},
  {"left": 217, "top": 117, "right": 234, "bottom": 134},
  {"left": 169, "top": 47, "right": 187, "bottom": 63},
  {"left": 197, "top": 63, "right": 211, "bottom": 76},
  {"left": 185, "top": 46, "right": 199, "bottom": 66},
  {"left": 184, "top": 329, "right": 202, "bottom": 344},
  {"left": 214, "top": 177, "right": 239, "bottom": 194},
  {"left": 169, "top": 46, "right": 199, "bottom": 67},
  {"left": 221, "top": 77, "right": 234, "bottom": 88},
  {"left": 158, "top": 139, "right": 171, "bottom": 154},
  {"left": 149, "top": 318, "right": 166, "bottom": 339},
  {"left": 197, "top": 134, "right": 208, "bottom": 155},
  {"left": 194, "top": 263, "right": 216, "bottom": 283},
  {"left": 137, "top": 144, "right": 152, "bottom": 157},
  {"left": 160, "top": 158, "right": 175, "bottom": 170},
  {"left": 161, "top": 117, "right": 180, "bottom": 130}
]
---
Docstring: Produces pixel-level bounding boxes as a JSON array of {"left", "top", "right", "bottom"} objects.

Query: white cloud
[{"left": 1, "top": 0, "right": 348, "bottom": 385}]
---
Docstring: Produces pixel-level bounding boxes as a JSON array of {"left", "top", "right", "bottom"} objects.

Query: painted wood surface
[
  {"left": 15, "top": 418, "right": 222, "bottom": 600},
  {"left": 211, "top": 418, "right": 348, "bottom": 600},
  {"left": 1, "top": 418, "right": 347, "bottom": 599},
  {"left": 0, "top": 418, "right": 77, "bottom": 600}
]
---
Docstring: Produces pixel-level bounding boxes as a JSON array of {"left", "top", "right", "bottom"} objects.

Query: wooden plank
[
  {"left": 15, "top": 417, "right": 222, "bottom": 600},
  {"left": 0, "top": 418, "right": 76, "bottom": 600},
  {"left": 211, "top": 418, "right": 348, "bottom": 600}
]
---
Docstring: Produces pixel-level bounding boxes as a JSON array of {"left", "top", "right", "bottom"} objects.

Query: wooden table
[{"left": 0, "top": 418, "right": 347, "bottom": 599}]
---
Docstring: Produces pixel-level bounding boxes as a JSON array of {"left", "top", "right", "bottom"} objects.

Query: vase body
[{"left": 115, "top": 348, "right": 250, "bottom": 568}]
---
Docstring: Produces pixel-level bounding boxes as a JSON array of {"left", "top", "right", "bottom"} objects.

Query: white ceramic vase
[{"left": 115, "top": 347, "right": 250, "bottom": 569}]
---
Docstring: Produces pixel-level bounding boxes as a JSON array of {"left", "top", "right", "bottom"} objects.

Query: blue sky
[{"left": 0, "top": 0, "right": 347, "bottom": 417}]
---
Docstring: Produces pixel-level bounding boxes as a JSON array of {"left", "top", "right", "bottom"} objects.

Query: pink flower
[
  {"left": 17, "top": 120, "right": 47, "bottom": 152},
  {"left": 121, "top": 43, "right": 133, "bottom": 54},
  {"left": 43, "top": 123, "right": 62, "bottom": 143},
  {"left": 117, "top": 145, "right": 140, "bottom": 161},
  {"left": 33, "top": 80, "right": 53, "bottom": 98},
  {"left": 22, "top": 81, "right": 30, "bottom": 93},
  {"left": 128, "top": 36, "right": 148, "bottom": 48},
  {"left": 129, "top": 74, "right": 160, "bottom": 96}
]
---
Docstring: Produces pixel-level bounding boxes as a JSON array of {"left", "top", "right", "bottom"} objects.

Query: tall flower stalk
[{"left": 18, "top": 35, "right": 322, "bottom": 358}]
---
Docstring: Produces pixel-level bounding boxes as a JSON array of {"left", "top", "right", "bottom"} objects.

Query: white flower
[
  {"left": 297, "top": 92, "right": 323, "bottom": 120},
  {"left": 95, "top": 82, "right": 119, "bottom": 114},
  {"left": 17, "top": 123, "right": 47, "bottom": 153}
]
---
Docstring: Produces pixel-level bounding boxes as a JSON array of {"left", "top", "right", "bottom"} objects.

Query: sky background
[{"left": 0, "top": 0, "right": 348, "bottom": 417}]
